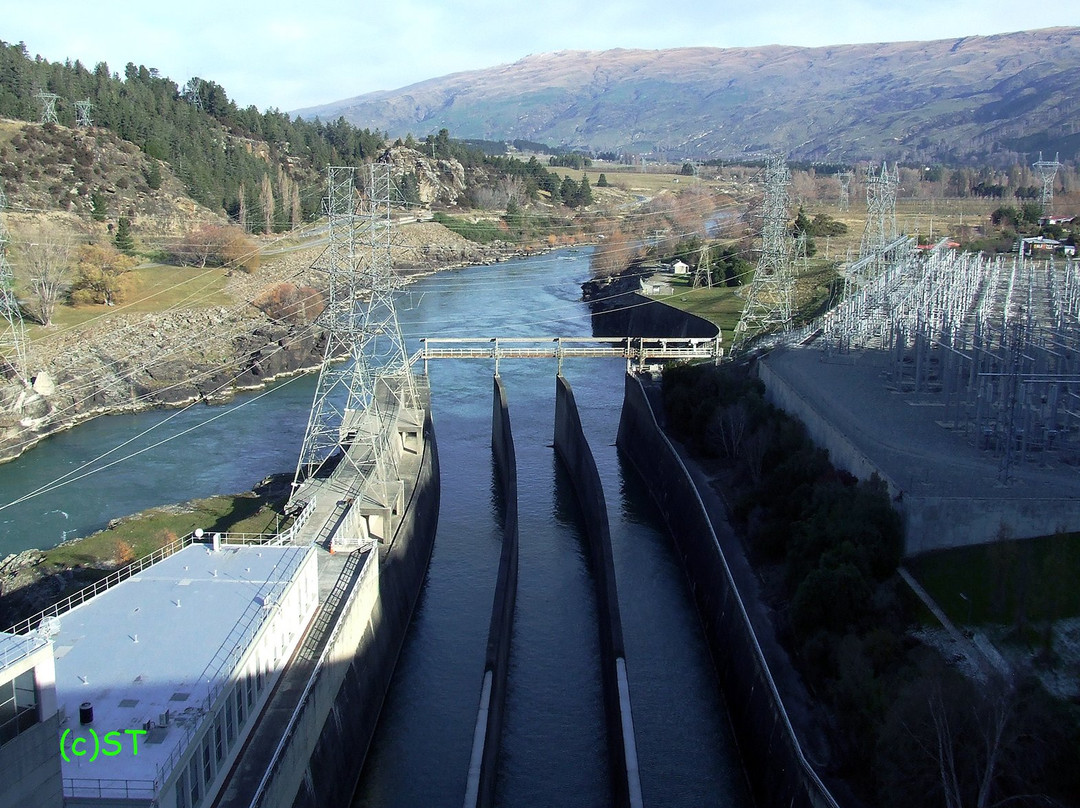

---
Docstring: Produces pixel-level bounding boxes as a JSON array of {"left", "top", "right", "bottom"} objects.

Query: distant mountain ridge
[{"left": 296, "top": 27, "right": 1080, "bottom": 165}]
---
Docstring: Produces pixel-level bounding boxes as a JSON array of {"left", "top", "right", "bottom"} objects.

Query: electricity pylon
[
  {"left": 1033, "top": 151, "right": 1061, "bottom": 215},
  {"left": 859, "top": 162, "right": 899, "bottom": 260},
  {"left": 0, "top": 187, "right": 28, "bottom": 382},
  {"left": 838, "top": 170, "right": 852, "bottom": 211},
  {"left": 292, "top": 164, "right": 414, "bottom": 499},
  {"left": 35, "top": 91, "right": 59, "bottom": 125},
  {"left": 75, "top": 99, "right": 93, "bottom": 128},
  {"left": 734, "top": 154, "right": 793, "bottom": 344}
]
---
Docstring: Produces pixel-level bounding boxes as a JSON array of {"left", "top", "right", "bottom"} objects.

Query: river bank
[
  {"left": 0, "top": 221, "right": 563, "bottom": 465},
  {"left": 0, "top": 472, "right": 294, "bottom": 628}
]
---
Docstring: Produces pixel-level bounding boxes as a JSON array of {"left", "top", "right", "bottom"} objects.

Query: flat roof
[{"left": 52, "top": 542, "right": 312, "bottom": 789}]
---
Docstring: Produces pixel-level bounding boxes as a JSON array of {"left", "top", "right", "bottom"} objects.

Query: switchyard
[{"left": 762, "top": 242, "right": 1080, "bottom": 553}]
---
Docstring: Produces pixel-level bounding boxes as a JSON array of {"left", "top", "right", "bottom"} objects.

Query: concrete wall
[
  {"left": 247, "top": 408, "right": 440, "bottom": 808},
  {"left": 758, "top": 357, "right": 1080, "bottom": 555},
  {"left": 591, "top": 291, "right": 720, "bottom": 340},
  {"left": 617, "top": 373, "right": 839, "bottom": 808},
  {"left": 554, "top": 375, "right": 641, "bottom": 808},
  {"left": 0, "top": 714, "right": 63, "bottom": 808},
  {"left": 464, "top": 375, "right": 520, "bottom": 808}
]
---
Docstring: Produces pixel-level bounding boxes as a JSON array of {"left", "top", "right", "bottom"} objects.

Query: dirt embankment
[{"left": 0, "top": 220, "right": 525, "bottom": 464}]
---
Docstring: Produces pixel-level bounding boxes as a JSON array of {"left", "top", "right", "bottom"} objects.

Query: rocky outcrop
[
  {"left": 0, "top": 305, "right": 327, "bottom": 463},
  {"left": 379, "top": 145, "right": 466, "bottom": 205}
]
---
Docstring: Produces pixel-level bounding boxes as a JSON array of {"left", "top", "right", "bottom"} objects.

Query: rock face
[
  {"left": 380, "top": 146, "right": 466, "bottom": 205},
  {"left": 0, "top": 305, "right": 327, "bottom": 463}
]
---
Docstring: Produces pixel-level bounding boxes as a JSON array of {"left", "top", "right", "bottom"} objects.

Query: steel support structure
[
  {"left": 734, "top": 155, "right": 793, "bottom": 345},
  {"left": 35, "top": 91, "right": 59, "bottom": 125},
  {"left": 292, "top": 164, "right": 413, "bottom": 502},
  {"left": 1033, "top": 151, "right": 1061, "bottom": 215},
  {"left": 0, "top": 187, "right": 27, "bottom": 382}
]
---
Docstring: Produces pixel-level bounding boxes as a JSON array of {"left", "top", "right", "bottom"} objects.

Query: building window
[
  {"left": 175, "top": 768, "right": 191, "bottom": 808},
  {"left": 235, "top": 686, "right": 245, "bottom": 727},
  {"left": 201, "top": 734, "right": 214, "bottom": 788},
  {"left": 225, "top": 697, "right": 236, "bottom": 746},
  {"left": 0, "top": 669, "right": 39, "bottom": 746},
  {"left": 214, "top": 712, "right": 224, "bottom": 764},
  {"left": 187, "top": 754, "right": 202, "bottom": 806}
]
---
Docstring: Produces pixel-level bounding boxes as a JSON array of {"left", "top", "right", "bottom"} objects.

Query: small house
[{"left": 671, "top": 260, "right": 690, "bottom": 275}]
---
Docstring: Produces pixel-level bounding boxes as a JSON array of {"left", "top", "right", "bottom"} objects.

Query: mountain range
[{"left": 295, "top": 27, "right": 1080, "bottom": 165}]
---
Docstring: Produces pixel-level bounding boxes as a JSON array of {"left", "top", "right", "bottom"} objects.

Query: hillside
[{"left": 296, "top": 27, "right": 1080, "bottom": 165}]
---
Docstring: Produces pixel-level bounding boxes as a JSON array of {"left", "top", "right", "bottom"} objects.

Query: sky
[{"left": 6, "top": 1, "right": 1080, "bottom": 113}]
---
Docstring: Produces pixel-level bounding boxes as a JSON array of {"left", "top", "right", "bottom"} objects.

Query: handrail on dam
[{"left": 415, "top": 336, "right": 722, "bottom": 373}]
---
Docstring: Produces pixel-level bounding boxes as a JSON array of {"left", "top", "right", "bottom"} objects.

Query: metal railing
[
  {"left": 3, "top": 533, "right": 197, "bottom": 636},
  {"left": 3, "top": 497, "right": 320, "bottom": 637},
  {"left": 0, "top": 632, "right": 48, "bottom": 670},
  {"left": 248, "top": 543, "right": 379, "bottom": 808},
  {"left": 63, "top": 777, "right": 156, "bottom": 800},
  {"left": 152, "top": 545, "right": 314, "bottom": 788}
]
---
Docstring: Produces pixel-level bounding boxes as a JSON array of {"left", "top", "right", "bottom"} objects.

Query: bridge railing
[{"left": 416, "top": 336, "right": 722, "bottom": 371}]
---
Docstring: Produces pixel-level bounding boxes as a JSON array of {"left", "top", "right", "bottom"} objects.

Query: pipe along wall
[
  {"left": 553, "top": 375, "right": 643, "bottom": 808},
  {"left": 464, "top": 375, "right": 520, "bottom": 808},
  {"left": 617, "top": 373, "right": 839, "bottom": 808}
]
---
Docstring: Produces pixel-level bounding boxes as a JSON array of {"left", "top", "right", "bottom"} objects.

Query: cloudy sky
[{"left": 7, "top": 1, "right": 1079, "bottom": 113}]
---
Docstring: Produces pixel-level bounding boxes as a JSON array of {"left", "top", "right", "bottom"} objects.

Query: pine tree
[
  {"left": 579, "top": 174, "right": 593, "bottom": 206},
  {"left": 113, "top": 216, "right": 134, "bottom": 253}
]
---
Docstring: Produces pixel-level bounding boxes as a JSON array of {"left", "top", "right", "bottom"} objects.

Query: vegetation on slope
[{"left": 661, "top": 361, "right": 1080, "bottom": 807}]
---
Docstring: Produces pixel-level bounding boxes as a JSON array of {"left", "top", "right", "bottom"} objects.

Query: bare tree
[{"left": 18, "top": 225, "right": 71, "bottom": 326}]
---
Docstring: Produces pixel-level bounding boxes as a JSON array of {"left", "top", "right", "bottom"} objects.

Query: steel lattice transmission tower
[
  {"left": 35, "top": 91, "right": 60, "bottom": 125},
  {"left": 1033, "top": 151, "right": 1061, "bottom": 215},
  {"left": 292, "top": 164, "right": 415, "bottom": 500},
  {"left": 859, "top": 162, "right": 899, "bottom": 260},
  {"left": 734, "top": 155, "right": 794, "bottom": 344},
  {"left": 692, "top": 243, "right": 712, "bottom": 289},
  {"left": 75, "top": 99, "right": 93, "bottom": 128},
  {"left": 0, "top": 187, "right": 28, "bottom": 383},
  {"left": 837, "top": 171, "right": 853, "bottom": 211}
]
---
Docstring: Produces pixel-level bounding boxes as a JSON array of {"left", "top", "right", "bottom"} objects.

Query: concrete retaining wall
[
  {"left": 617, "top": 373, "right": 838, "bottom": 808},
  {"left": 554, "top": 375, "right": 641, "bottom": 808},
  {"left": 464, "top": 375, "right": 520, "bottom": 808},
  {"left": 758, "top": 356, "right": 1080, "bottom": 554},
  {"left": 280, "top": 409, "right": 441, "bottom": 808},
  {"left": 592, "top": 291, "right": 720, "bottom": 340}
]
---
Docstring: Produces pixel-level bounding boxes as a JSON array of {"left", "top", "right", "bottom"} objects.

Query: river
[{"left": 0, "top": 248, "right": 751, "bottom": 807}]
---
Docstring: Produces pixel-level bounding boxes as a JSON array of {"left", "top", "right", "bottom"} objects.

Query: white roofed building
[{"left": 47, "top": 541, "right": 318, "bottom": 807}]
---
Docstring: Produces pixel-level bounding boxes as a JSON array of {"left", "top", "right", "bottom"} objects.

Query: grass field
[
  {"left": 39, "top": 489, "right": 289, "bottom": 574},
  {"left": 25, "top": 263, "right": 231, "bottom": 338},
  {"left": 907, "top": 531, "right": 1080, "bottom": 631}
]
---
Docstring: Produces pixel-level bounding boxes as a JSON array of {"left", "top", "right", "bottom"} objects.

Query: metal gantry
[
  {"left": 817, "top": 239, "right": 1080, "bottom": 479},
  {"left": 859, "top": 162, "right": 899, "bottom": 263},
  {"left": 0, "top": 187, "right": 28, "bottom": 383},
  {"left": 292, "top": 164, "right": 414, "bottom": 505},
  {"left": 735, "top": 154, "right": 794, "bottom": 344}
]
